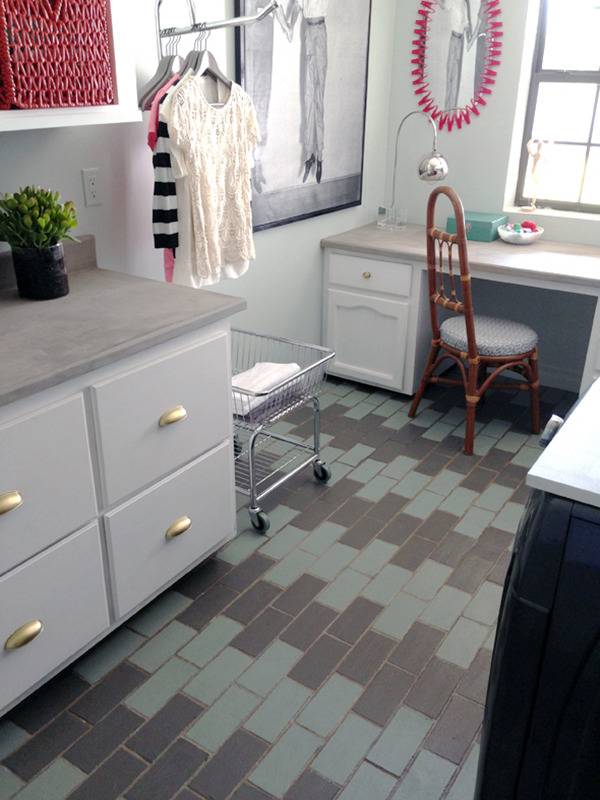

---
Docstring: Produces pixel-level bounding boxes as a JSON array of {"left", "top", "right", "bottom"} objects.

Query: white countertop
[
  {"left": 528, "top": 379, "right": 600, "bottom": 507},
  {"left": 322, "top": 224, "right": 600, "bottom": 290}
]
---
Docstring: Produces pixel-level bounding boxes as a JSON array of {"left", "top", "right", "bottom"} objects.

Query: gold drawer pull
[
  {"left": 159, "top": 406, "right": 188, "bottom": 428},
  {"left": 362, "top": 271, "right": 372, "bottom": 279},
  {"left": 0, "top": 491, "right": 23, "bottom": 516},
  {"left": 5, "top": 620, "right": 43, "bottom": 651},
  {"left": 166, "top": 516, "right": 192, "bottom": 540}
]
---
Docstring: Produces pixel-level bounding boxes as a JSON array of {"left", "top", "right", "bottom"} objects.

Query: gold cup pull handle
[
  {"left": 5, "top": 620, "right": 43, "bottom": 651},
  {"left": 159, "top": 405, "right": 188, "bottom": 428},
  {"left": 362, "top": 271, "right": 372, "bottom": 280},
  {"left": 166, "top": 516, "right": 192, "bottom": 541},
  {"left": 0, "top": 491, "right": 23, "bottom": 516}
]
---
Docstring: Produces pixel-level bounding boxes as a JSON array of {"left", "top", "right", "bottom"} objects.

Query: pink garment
[
  {"left": 147, "top": 73, "right": 180, "bottom": 151},
  {"left": 164, "top": 249, "right": 175, "bottom": 284}
]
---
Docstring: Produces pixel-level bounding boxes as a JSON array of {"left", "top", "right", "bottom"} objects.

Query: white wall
[
  {"left": 387, "top": 0, "right": 600, "bottom": 391},
  {"left": 0, "top": 0, "right": 397, "bottom": 344}
]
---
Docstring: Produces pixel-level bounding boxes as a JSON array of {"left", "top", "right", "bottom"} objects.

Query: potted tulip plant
[{"left": 0, "top": 186, "right": 78, "bottom": 300}]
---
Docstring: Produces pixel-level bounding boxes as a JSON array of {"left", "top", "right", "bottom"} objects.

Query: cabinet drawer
[
  {"left": 329, "top": 253, "right": 413, "bottom": 297},
  {"left": 105, "top": 440, "right": 235, "bottom": 618},
  {"left": 0, "top": 523, "right": 109, "bottom": 713},
  {"left": 92, "top": 333, "right": 231, "bottom": 506},
  {"left": 0, "top": 396, "right": 97, "bottom": 576}
]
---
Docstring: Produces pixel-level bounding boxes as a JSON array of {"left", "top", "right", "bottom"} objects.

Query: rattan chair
[{"left": 409, "top": 186, "right": 541, "bottom": 455}]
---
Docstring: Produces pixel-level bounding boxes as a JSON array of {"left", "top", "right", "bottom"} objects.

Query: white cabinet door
[
  {"left": 326, "top": 289, "right": 410, "bottom": 392},
  {"left": 0, "top": 523, "right": 109, "bottom": 713},
  {"left": 104, "top": 440, "right": 235, "bottom": 619}
]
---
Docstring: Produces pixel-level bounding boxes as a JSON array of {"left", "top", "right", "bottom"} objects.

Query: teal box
[{"left": 446, "top": 212, "right": 508, "bottom": 242}]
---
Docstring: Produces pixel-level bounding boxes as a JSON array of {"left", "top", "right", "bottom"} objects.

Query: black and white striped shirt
[{"left": 153, "top": 119, "right": 179, "bottom": 250}]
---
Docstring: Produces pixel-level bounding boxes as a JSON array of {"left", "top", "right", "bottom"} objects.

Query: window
[{"left": 516, "top": 0, "right": 600, "bottom": 213}]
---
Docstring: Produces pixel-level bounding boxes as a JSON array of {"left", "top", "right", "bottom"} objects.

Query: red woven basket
[{"left": 0, "top": 0, "right": 115, "bottom": 110}]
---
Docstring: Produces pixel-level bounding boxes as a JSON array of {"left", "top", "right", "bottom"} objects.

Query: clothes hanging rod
[{"left": 160, "top": 1, "right": 280, "bottom": 38}]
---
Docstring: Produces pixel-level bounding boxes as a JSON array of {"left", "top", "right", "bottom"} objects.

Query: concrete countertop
[
  {"left": 0, "top": 254, "right": 246, "bottom": 408},
  {"left": 321, "top": 223, "right": 600, "bottom": 289}
]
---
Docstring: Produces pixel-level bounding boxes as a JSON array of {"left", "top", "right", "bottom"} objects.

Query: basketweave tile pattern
[{"left": 0, "top": 378, "right": 576, "bottom": 800}]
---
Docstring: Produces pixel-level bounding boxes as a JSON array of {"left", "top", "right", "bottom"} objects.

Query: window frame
[{"left": 515, "top": 0, "right": 600, "bottom": 214}]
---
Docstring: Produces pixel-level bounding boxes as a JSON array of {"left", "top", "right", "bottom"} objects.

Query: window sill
[{"left": 503, "top": 205, "right": 600, "bottom": 224}]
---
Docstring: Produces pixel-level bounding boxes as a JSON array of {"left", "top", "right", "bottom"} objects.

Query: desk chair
[{"left": 409, "top": 186, "right": 540, "bottom": 455}]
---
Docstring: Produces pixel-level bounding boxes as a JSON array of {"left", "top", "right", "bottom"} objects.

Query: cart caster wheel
[
  {"left": 250, "top": 509, "right": 270, "bottom": 534},
  {"left": 313, "top": 461, "right": 332, "bottom": 484}
]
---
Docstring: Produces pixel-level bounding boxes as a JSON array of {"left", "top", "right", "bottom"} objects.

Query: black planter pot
[{"left": 12, "top": 243, "right": 69, "bottom": 301}]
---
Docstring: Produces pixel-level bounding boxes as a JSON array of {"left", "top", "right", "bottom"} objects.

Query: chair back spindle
[{"left": 426, "top": 187, "right": 477, "bottom": 360}]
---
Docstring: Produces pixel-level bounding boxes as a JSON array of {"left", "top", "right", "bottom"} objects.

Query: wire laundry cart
[{"left": 232, "top": 330, "right": 335, "bottom": 533}]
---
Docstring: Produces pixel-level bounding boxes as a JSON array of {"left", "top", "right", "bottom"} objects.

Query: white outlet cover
[{"left": 82, "top": 168, "right": 102, "bottom": 207}]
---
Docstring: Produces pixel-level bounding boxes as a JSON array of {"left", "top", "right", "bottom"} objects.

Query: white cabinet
[
  {"left": 326, "top": 289, "right": 410, "bottom": 390},
  {"left": 323, "top": 250, "right": 430, "bottom": 396},
  {"left": 0, "top": 523, "right": 109, "bottom": 712},
  {"left": 0, "top": 322, "right": 236, "bottom": 716}
]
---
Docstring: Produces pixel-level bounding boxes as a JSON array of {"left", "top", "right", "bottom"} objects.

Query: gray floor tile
[
  {"left": 337, "top": 631, "right": 396, "bottom": 686},
  {"left": 446, "top": 744, "right": 480, "bottom": 800},
  {"left": 280, "top": 603, "right": 338, "bottom": 650},
  {"left": 127, "top": 694, "right": 203, "bottom": 762},
  {"left": 424, "top": 695, "right": 483, "bottom": 764},
  {"left": 373, "top": 593, "right": 427, "bottom": 640},
  {"left": 11, "top": 759, "right": 85, "bottom": 800},
  {"left": 73, "top": 629, "right": 144, "bottom": 684},
  {"left": 353, "top": 663, "right": 414, "bottom": 726},
  {"left": 284, "top": 769, "right": 340, "bottom": 800},
  {"left": 127, "top": 591, "right": 192, "bottom": 637},
  {"left": 190, "top": 730, "right": 267, "bottom": 800},
  {"left": 436, "top": 619, "right": 490, "bottom": 669}
]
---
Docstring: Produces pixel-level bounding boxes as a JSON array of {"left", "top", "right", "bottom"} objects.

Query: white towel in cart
[{"left": 232, "top": 362, "right": 301, "bottom": 416}]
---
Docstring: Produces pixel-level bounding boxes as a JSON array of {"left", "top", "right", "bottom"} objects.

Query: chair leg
[
  {"left": 409, "top": 343, "right": 439, "bottom": 418},
  {"left": 529, "top": 351, "right": 541, "bottom": 434},
  {"left": 464, "top": 361, "right": 480, "bottom": 456}
]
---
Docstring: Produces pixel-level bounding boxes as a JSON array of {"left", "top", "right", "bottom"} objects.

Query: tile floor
[{"left": 0, "top": 377, "right": 575, "bottom": 800}]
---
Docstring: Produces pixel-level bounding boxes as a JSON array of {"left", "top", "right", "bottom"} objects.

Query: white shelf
[{"left": 0, "top": 3, "right": 141, "bottom": 132}]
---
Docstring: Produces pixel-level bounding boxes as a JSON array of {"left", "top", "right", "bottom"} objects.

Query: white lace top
[{"left": 169, "top": 80, "right": 260, "bottom": 286}]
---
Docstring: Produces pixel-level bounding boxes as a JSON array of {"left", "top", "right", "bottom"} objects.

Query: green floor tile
[
  {"left": 382, "top": 456, "right": 419, "bottom": 481},
  {"left": 372, "top": 398, "right": 406, "bottom": 418},
  {"left": 356, "top": 475, "right": 396, "bottom": 502},
  {"left": 126, "top": 657, "right": 198, "bottom": 716},
  {"left": 404, "top": 560, "right": 452, "bottom": 601},
  {"left": 391, "top": 750, "right": 455, "bottom": 800},
  {"left": 348, "top": 459, "right": 386, "bottom": 484},
  {"left": 297, "top": 674, "right": 363, "bottom": 737},
  {"left": 128, "top": 621, "right": 196, "bottom": 673},
  {"left": 426, "top": 470, "right": 464, "bottom": 498},
  {"left": 127, "top": 591, "right": 192, "bottom": 637},
  {"left": 391, "top": 472, "right": 431, "bottom": 499},
  {"left": 510, "top": 446, "right": 541, "bottom": 468},
  {"left": 320, "top": 445, "right": 345, "bottom": 464},
  {"left": 351, "top": 540, "right": 398, "bottom": 577},
  {"left": 184, "top": 647, "right": 252, "bottom": 705},
  {"left": 178, "top": 616, "right": 243, "bottom": 668},
  {"left": 454, "top": 507, "right": 495, "bottom": 539},
  {"left": 368, "top": 706, "right": 433, "bottom": 776},
  {"left": 11, "top": 759, "right": 84, "bottom": 800},
  {"left": 381, "top": 411, "right": 411, "bottom": 431},
  {"left": 328, "top": 461, "right": 354, "bottom": 485},
  {"left": 338, "top": 444, "right": 375, "bottom": 467},
  {"left": 480, "top": 419, "right": 512, "bottom": 440},
  {"left": 403, "top": 490, "right": 444, "bottom": 520},
  {"left": 344, "top": 401, "right": 377, "bottom": 420},
  {"left": 373, "top": 593, "right": 426, "bottom": 639},
  {"left": 496, "top": 431, "right": 529, "bottom": 453},
  {"left": 219, "top": 530, "right": 264, "bottom": 565},
  {"left": 473, "top": 435, "right": 497, "bottom": 456},
  {"left": 249, "top": 724, "right": 323, "bottom": 798},
  {"left": 244, "top": 679, "right": 312, "bottom": 743},
  {"left": 419, "top": 586, "right": 471, "bottom": 631},
  {"left": 266, "top": 549, "right": 318, "bottom": 588},
  {"left": 308, "top": 543, "right": 357, "bottom": 581},
  {"left": 0, "top": 767, "right": 23, "bottom": 800},
  {"left": 361, "top": 564, "right": 412, "bottom": 605},
  {"left": 493, "top": 502, "right": 525, "bottom": 533},
  {"left": 0, "top": 722, "right": 28, "bottom": 762},
  {"left": 436, "top": 618, "right": 489, "bottom": 668},
  {"left": 318, "top": 568, "right": 371, "bottom": 612},
  {"left": 300, "top": 522, "right": 347, "bottom": 556},
  {"left": 74, "top": 627, "right": 144, "bottom": 684},
  {"left": 260, "top": 525, "right": 309, "bottom": 560},
  {"left": 267, "top": 505, "right": 300, "bottom": 534},
  {"left": 338, "top": 389, "right": 371, "bottom": 408},
  {"left": 475, "top": 484, "right": 513, "bottom": 513},
  {"left": 423, "top": 422, "right": 457, "bottom": 442},
  {"left": 238, "top": 641, "right": 302, "bottom": 697},
  {"left": 439, "top": 487, "right": 478, "bottom": 517},
  {"left": 446, "top": 744, "right": 480, "bottom": 800},
  {"left": 410, "top": 409, "right": 443, "bottom": 428},
  {"left": 312, "top": 713, "right": 381, "bottom": 784},
  {"left": 186, "top": 685, "right": 260, "bottom": 752},
  {"left": 338, "top": 763, "right": 396, "bottom": 800}
]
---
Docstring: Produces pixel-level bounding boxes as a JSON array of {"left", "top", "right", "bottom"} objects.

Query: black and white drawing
[{"left": 236, "top": 0, "right": 372, "bottom": 231}]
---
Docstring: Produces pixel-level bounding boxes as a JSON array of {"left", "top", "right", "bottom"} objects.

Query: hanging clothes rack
[{"left": 156, "top": 0, "right": 280, "bottom": 48}]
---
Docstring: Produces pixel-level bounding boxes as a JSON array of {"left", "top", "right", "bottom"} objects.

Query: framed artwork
[{"left": 235, "top": 0, "right": 372, "bottom": 231}]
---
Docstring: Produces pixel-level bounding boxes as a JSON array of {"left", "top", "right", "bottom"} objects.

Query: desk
[{"left": 321, "top": 223, "right": 600, "bottom": 396}]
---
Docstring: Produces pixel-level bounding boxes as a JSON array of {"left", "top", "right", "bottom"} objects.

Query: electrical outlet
[{"left": 82, "top": 168, "right": 102, "bottom": 207}]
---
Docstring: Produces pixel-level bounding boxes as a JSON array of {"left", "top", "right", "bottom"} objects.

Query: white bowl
[{"left": 498, "top": 225, "right": 544, "bottom": 245}]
